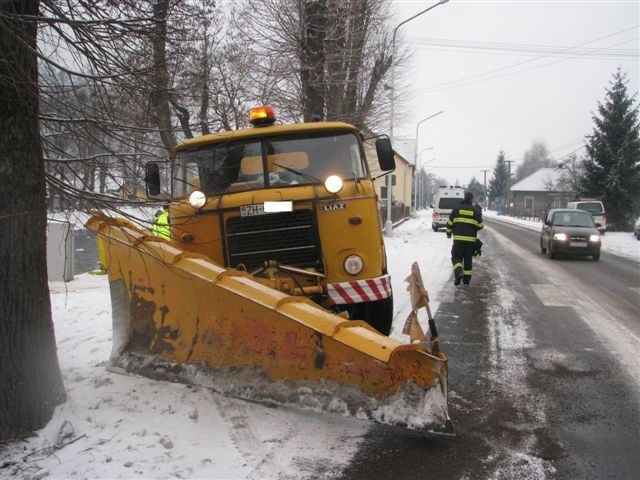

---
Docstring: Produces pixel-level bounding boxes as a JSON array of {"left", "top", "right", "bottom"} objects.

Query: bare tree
[
  {"left": 37, "top": 1, "right": 163, "bottom": 212},
  {"left": 35, "top": 1, "right": 226, "bottom": 214},
  {"left": 0, "top": 0, "right": 211, "bottom": 440},
  {"left": 514, "top": 140, "right": 556, "bottom": 182},
  {"left": 557, "top": 152, "right": 584, "bottom": 194},
  {"left": 236, "top": 0, "right": 395, "bottom": 131},
  {"left": 324, "top": 0, "right": 393, "bottom": 128},
  {"left": 0, "top": 0, "right": 67, "bottom": 441},
  {"left": 34, "top": 0, "right": 402, "bottom": 217}
]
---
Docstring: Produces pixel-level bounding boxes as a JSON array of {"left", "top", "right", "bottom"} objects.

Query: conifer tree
[
  {"left": 581, "top": 69, "right": 640, "bottom": 230},
  {"left": 467, "top": 177, "right": 485, "bottom": 206},
  {"left": 489, "top": 150, "right": 510, "bottom": 210}
]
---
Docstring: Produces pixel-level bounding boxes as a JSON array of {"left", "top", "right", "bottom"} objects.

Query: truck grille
[{"left": 225, "top": 209, "right": 322, "bottom": 271}]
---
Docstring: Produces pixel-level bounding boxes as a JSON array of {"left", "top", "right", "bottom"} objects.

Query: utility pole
[
  {"left": 481, "top": 169, "right": 489, "bottom": 210},
  {"left": 506, "top": 160, "right": 513, "bottom": 215}
]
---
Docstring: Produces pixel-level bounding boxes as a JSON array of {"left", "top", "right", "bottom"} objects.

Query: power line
[
  {"left": 430, "top": 164, "right": 495, "bottom": 169},
  {"left": 406, "top": 31, "right": 639, "bottom": 60},
  {"left": 428, "top": 144, "right": 587, "bottom": 170},
  {"left": 410, "top": 26, "right": 639, "bottom": 94}
]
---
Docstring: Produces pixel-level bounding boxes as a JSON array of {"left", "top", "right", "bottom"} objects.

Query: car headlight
[
  {"left": 343, "top": 254, "right": 364, "bottom": 275},
  {"left": 589, "top": 234, "right": 601, "bottom": 242},
  {"left": 553, "top": 233, "right": 567, "bottom": 241},
  {"left": 324, "top": 175, "right": 343, "bottom": 194},
  {"left": 188, "top": 190, "right": 206, "bottom": 209}
]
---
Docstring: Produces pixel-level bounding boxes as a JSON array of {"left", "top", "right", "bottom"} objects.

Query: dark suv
[{"left": 540, "top": 209, "right": 601, "bottom": 261}]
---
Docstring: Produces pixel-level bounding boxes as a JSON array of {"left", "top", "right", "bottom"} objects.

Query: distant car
[
  {"left": 540, "top": 208, "right": 601, "bottom": 261},
  {"left": 634, "top": 215, "right": 640, "bottom": 240}
]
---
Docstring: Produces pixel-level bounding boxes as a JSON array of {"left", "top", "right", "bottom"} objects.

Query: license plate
[
  {"left": 240, "top": 204, "right": 265, "bottom": 217},
  {"left": 570, "top": 242, "right": 588, "bottom": 247},
  {"left": 240, "top": 201, "right": 293, "bottom": 217}
]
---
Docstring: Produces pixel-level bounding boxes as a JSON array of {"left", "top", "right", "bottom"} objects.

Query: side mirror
[
  {"left": 594, "top": 222, "right": 602, "bottom": 228},
  {"left": 145, "top": 162, "right": 161, "bottom": 197},
  {"left": 544, "top": 220, "right": 551, "bottom": 226},
  {"left": 375, "top": 137, "right": 395, "bottom": 172}
]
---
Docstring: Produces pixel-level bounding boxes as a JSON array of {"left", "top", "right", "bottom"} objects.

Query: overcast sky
[{"left": 390, "top": 0, "right": 639, "bottom": 186}]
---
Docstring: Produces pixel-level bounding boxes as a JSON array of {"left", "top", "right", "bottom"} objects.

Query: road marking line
[
  {"left": 530, "top": 284, "right": 574, "bottom": 307},
  {"left": 489, "top": 227, "right": 640, "bottom": 392}
]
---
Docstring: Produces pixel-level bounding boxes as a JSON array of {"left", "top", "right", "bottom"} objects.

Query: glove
[
  {"left": 446, "top": 232, "right": 451, "bottom": 239},
  {"left": 473, "top": 239, "right": 483, "bottom": 257}
]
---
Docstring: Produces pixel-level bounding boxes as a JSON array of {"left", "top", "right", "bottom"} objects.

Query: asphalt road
[
  {"left": 74, "top": 229, "right": 99, "bottom": 274},
  {"left": 341, "top": 218, "right": 640, "bottom": 480}
]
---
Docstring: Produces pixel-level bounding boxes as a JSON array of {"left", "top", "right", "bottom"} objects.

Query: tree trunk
[
  {"left": 300, "top": 0, "right": 327, "bottom": 121},
  {"left": 151, "top": 0, "right": 177, "bottom": 152},
  {"left": 0, "top": 0, "right": 66, "bottom": 441}
]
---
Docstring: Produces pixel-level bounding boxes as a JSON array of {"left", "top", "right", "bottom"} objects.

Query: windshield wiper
[
  {"left": 352, "top": 170, "right": 361, "bottom": 192},
  {"left": 272, "top": 162, "right": 321, "bottom": 183}
]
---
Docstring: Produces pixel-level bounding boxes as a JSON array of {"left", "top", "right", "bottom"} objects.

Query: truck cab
[{"left": 145, "top": 106, "right": 396, "bottom": 334}]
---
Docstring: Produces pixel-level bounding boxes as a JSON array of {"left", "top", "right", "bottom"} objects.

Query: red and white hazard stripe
[{"left": 327, "top": 274, "right": 392, "bottom": 305}]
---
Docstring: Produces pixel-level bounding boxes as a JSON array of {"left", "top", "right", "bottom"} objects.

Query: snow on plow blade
[{"left": 86, "top": 215, "right": 450, "bottom": 432}]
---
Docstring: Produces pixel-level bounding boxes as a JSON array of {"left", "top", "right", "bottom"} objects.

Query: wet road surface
[{"left": 340, "top": 219, "right": 639, "bottom": 480}]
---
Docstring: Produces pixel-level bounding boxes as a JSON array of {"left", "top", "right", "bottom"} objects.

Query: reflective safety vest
[
  {"left": 153, "top": 210, "right": 170, "bottom": 240},
  {"left": 446, "top": 203, "right": 483, "bottom": 242}
]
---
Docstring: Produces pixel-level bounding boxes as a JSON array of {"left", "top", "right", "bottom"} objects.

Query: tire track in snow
[{"left": 210, "top": 392, "right": 367, "bottom": 479}]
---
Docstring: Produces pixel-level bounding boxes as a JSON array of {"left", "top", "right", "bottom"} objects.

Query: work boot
[{"left": 454, "top": 266, "right": 463, "bottom": 284}]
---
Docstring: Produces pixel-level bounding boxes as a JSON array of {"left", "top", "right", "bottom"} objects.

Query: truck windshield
[{"left": 172, "top": 132, "right": 366, "bottom": 197}]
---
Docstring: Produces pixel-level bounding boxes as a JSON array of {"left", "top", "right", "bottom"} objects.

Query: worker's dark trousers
[{"left": 451, "top": 240, "right": 475, "bottom": 285}]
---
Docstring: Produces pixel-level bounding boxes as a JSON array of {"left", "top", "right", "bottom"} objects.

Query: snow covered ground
[{"left": 1, "top": 209, "right": 637, "bottom": 479}]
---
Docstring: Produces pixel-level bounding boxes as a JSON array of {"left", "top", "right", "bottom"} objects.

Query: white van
[
  {"left": 431, "top": 186, "right": 465, "bottom": 232},
  {"left": 566, "top": 199, "right": 606, "bottom": 233}
]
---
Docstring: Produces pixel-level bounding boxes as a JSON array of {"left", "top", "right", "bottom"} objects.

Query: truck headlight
[
  {"left": 188, "top": 190, "right": 206, "bottom": 209},
  {"left": 324, "top": 175, "right": 343, "bottom": 194},
  {"left": 589, "top": 234, "right": 601, "bottom": 242},
  {"left": 553, "top": 233, "right": 567, "bottom": 241},
  {"left": 344, "top": 255, "right": 363, "bottom": 275}
]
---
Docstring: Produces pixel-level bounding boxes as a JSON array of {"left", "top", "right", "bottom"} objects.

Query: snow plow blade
[{"left": 86, "top": 214, "right": 450, "bottom": 432}]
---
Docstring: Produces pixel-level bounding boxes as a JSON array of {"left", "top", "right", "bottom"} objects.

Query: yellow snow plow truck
[{"left": 87, "top": 106, "right": 449, "bottom": 432}]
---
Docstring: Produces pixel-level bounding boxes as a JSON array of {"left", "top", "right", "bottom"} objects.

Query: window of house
[{"left": 525, "top": 196, "right": 534, "bottom": 210}]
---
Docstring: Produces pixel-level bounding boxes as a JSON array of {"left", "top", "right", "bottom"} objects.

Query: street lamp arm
[
  {"left": 389, "top": 0, "right": 449, "bottom": 141},
  {"left": 416, "top": 110, "right": 444, "bottom": 132},
  {"left": 414, "top": 110, "right": 444, "bottom": 161},
  {"left": 392, "top": 0, "right": 450, "bottom": 42},
  {"left": 386, "top": 0, "right": 450, "bottom": 236}
]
